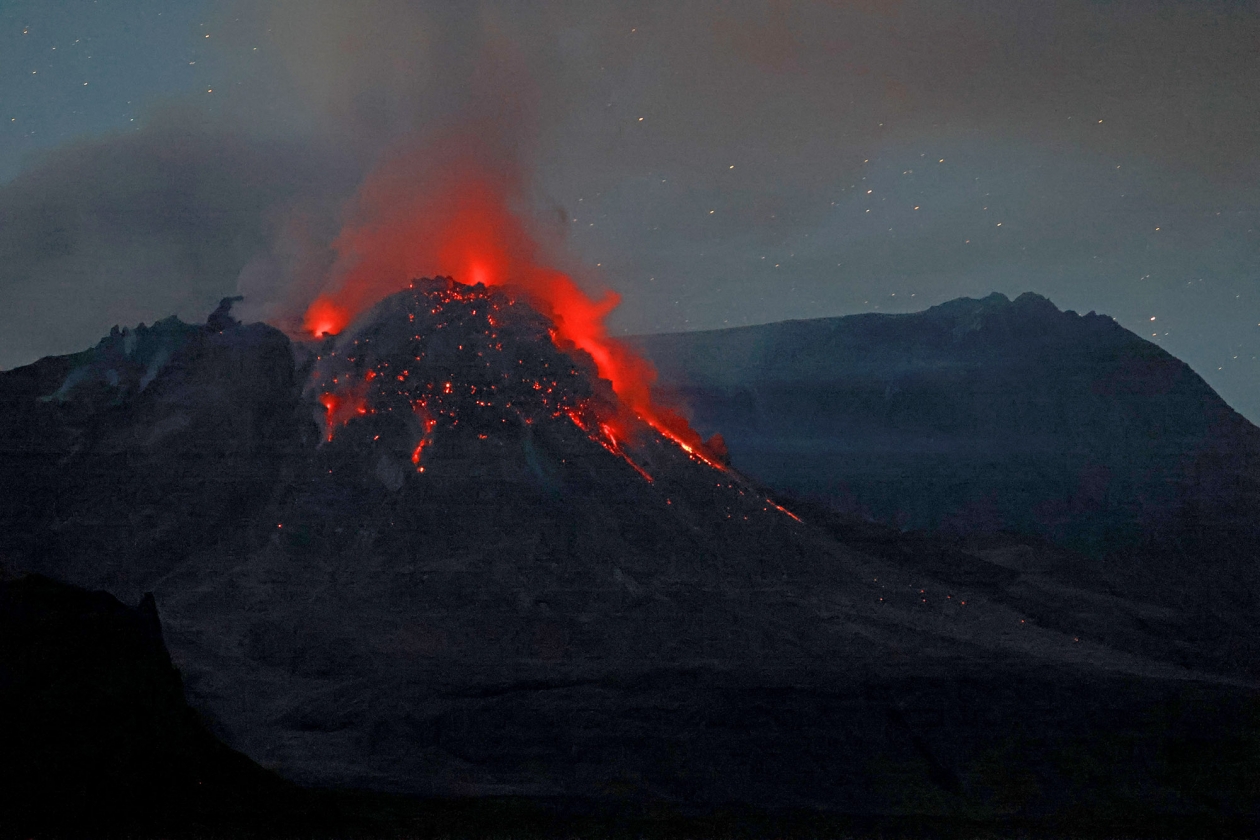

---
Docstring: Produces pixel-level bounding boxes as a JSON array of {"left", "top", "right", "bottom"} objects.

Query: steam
[
  {"left": 296, "top": 88, "right": 716, "bottom": 454},
  {"left": 4, "top": 0, "right": 1258, "bottom": 429},
  {"left": 234, "top": 1, "right": 556, "bottom": 326},
  {"left": 252, "top": 2, "right": 725, "bottom": 453}
]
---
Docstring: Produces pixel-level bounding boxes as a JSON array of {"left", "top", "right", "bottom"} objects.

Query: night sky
[{"left": 2, "top": 1, "right": 1258, "bottom": 420}]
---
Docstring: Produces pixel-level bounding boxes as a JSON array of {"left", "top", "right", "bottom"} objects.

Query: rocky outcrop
[{"left": 0, "top": 298, "right": 311, "bottom": 597}]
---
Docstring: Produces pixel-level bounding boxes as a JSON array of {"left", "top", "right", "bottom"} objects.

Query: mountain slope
[
  {"left": 1, "top": 284, "right": 1256, "bottom": 828},
  {"left": 634, "top": 292, "right": 1260, "bottom": 564},
  {"left": 0, "top": 297, "right": 308, "bottom": 595}
]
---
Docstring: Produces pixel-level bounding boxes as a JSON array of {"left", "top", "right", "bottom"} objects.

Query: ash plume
[{"left": 4, "top": 1, "right": 1260, "bottom": 421}]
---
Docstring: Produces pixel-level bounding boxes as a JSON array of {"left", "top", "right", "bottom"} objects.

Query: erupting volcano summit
[{"left": 310, "top": 276, "right": 753, "bottom": 502}]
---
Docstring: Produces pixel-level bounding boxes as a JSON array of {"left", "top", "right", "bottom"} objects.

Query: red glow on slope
[
  {"left": 410, "top": 400, "right": 438, "bottom": 471},
  {"left": 319, "top": 384, "right": 370, "bottom": 441},
  {"left": 302, "top": 149, "right": 721, "bottom": 464},
  {"left": 766, "top": 498, "right": 804, "bottom": 523}
]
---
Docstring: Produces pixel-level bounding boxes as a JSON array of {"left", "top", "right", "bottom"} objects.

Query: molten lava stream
[
  {"left": 765, "top": 498, "right": 804, "bottom": 523},
  {"left": 410, "top": 399, "right": 438, "bottom": 472},
  {"left": 298, "top": 158, "right": 796, "bottom": 517},
  {"left": 598, "top": 421, "right": 654, "bottom": 483},
  {"left": 299, "top": 164, "right": 729, "bottom": 466},
  {"left": 648, "top": 421, "right": 727, "bottom": 473}
]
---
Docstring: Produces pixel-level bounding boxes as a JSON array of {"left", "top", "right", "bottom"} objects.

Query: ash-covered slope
[
  {"left": 634, "top": 292, "right": 1260, "bottom": 563},
  {"left": 0, "top": 297, "right": 309, "bottom": 595},
  {"left": 148, "top": 280, "right": 873, "bottom": 797},
  {"left": 1, "top": 283, "right": 1257, "bottom": 825}
]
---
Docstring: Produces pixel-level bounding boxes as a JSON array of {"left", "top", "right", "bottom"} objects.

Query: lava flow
[
  {"left": 308, "top": 279, "right": 800, "bottom": 526},
  {"left": 309, "top": 278, "right": 660, "bottom": 481},
  {"left": 299, "top": 158, "right": 723, "bottom": 467}
]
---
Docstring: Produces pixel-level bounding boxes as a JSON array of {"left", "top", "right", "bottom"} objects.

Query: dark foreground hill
[
  {"left": 0, "top": 573, "right": 294, "bottom": 837},
  {"left": 4, "top": 572, "right": 1258, "bottom": 840},
  {"left": 1, "top": 285, "right": 1257, "bottom": 836}
]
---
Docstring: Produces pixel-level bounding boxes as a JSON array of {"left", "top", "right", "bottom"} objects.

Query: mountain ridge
[
  {"left": 1, "top": 285, "right": 1257, "bottom": 827},
  {"left": 633, "top": 291, "right": 1260, "bottom": 568}
]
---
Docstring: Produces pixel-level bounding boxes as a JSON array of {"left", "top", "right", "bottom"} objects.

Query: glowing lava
[
  {"left": 410, "top": 399, "right": 437, "bottom": 472},
  {"left": 300, "top": 151, "right": 721, "bottom": 464},
  {"left": 306, "top": 298, "right": 350, "bottom": 338},
  {"left": 307, "top": 279, "right": 800, "bottom": 525},
  {"left": 318, "top": 383, "right": 369, "bottom": 441}
]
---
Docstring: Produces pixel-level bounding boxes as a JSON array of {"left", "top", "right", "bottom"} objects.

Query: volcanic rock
[
  {"left": 634, "top": 292, "right": 1260, "bottom": 560},
  {"left": 0, "top": 300, "right": 308, "bottom": 595},
  {"left": 1, "top": 282, "right": 1257, "bottom": 829},
  {"left": 634, "top": 292, "right": 1260, "bottom": 646}
]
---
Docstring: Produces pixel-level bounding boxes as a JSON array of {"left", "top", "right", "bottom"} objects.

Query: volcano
[
  {"left": 308, "top": 277, "right": 733, "bottom": 490},
  {"left": 2, "top": 283, "right": 1257, "bottom": 827}
]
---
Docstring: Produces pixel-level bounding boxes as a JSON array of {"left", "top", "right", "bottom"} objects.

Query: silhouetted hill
[
  {"left": 0, "top": 298, "right": 309, "bottom": 596},
  {"left": 0, "top": 573, "right": 294, "bottom": 837},
  {"left": 635, "top": 291, "right": 1260, "bottom": 566},
  {"left": 1, "top": 286, "right": 1257, "bottom": 835}
]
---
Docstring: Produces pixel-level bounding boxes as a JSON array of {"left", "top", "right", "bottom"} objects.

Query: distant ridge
[{"left": 634, "top": 291, "right": 1260, "bottom": 566}]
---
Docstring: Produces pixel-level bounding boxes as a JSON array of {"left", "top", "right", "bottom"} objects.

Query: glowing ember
[
  {"left": 318, "top": 386, "right": 369, "bottom": 441},
  {"left": 410, "top": 399, "right": 437, "bottom": 470},
  {"left": 765, "top": 498, "right": 804, "bottom": 524},
  {"left": 306, "top": 279, "right": 801, "bottom": 523},
  {"left": 299, "top": 151, "right": 722, "bottom": 465}
]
